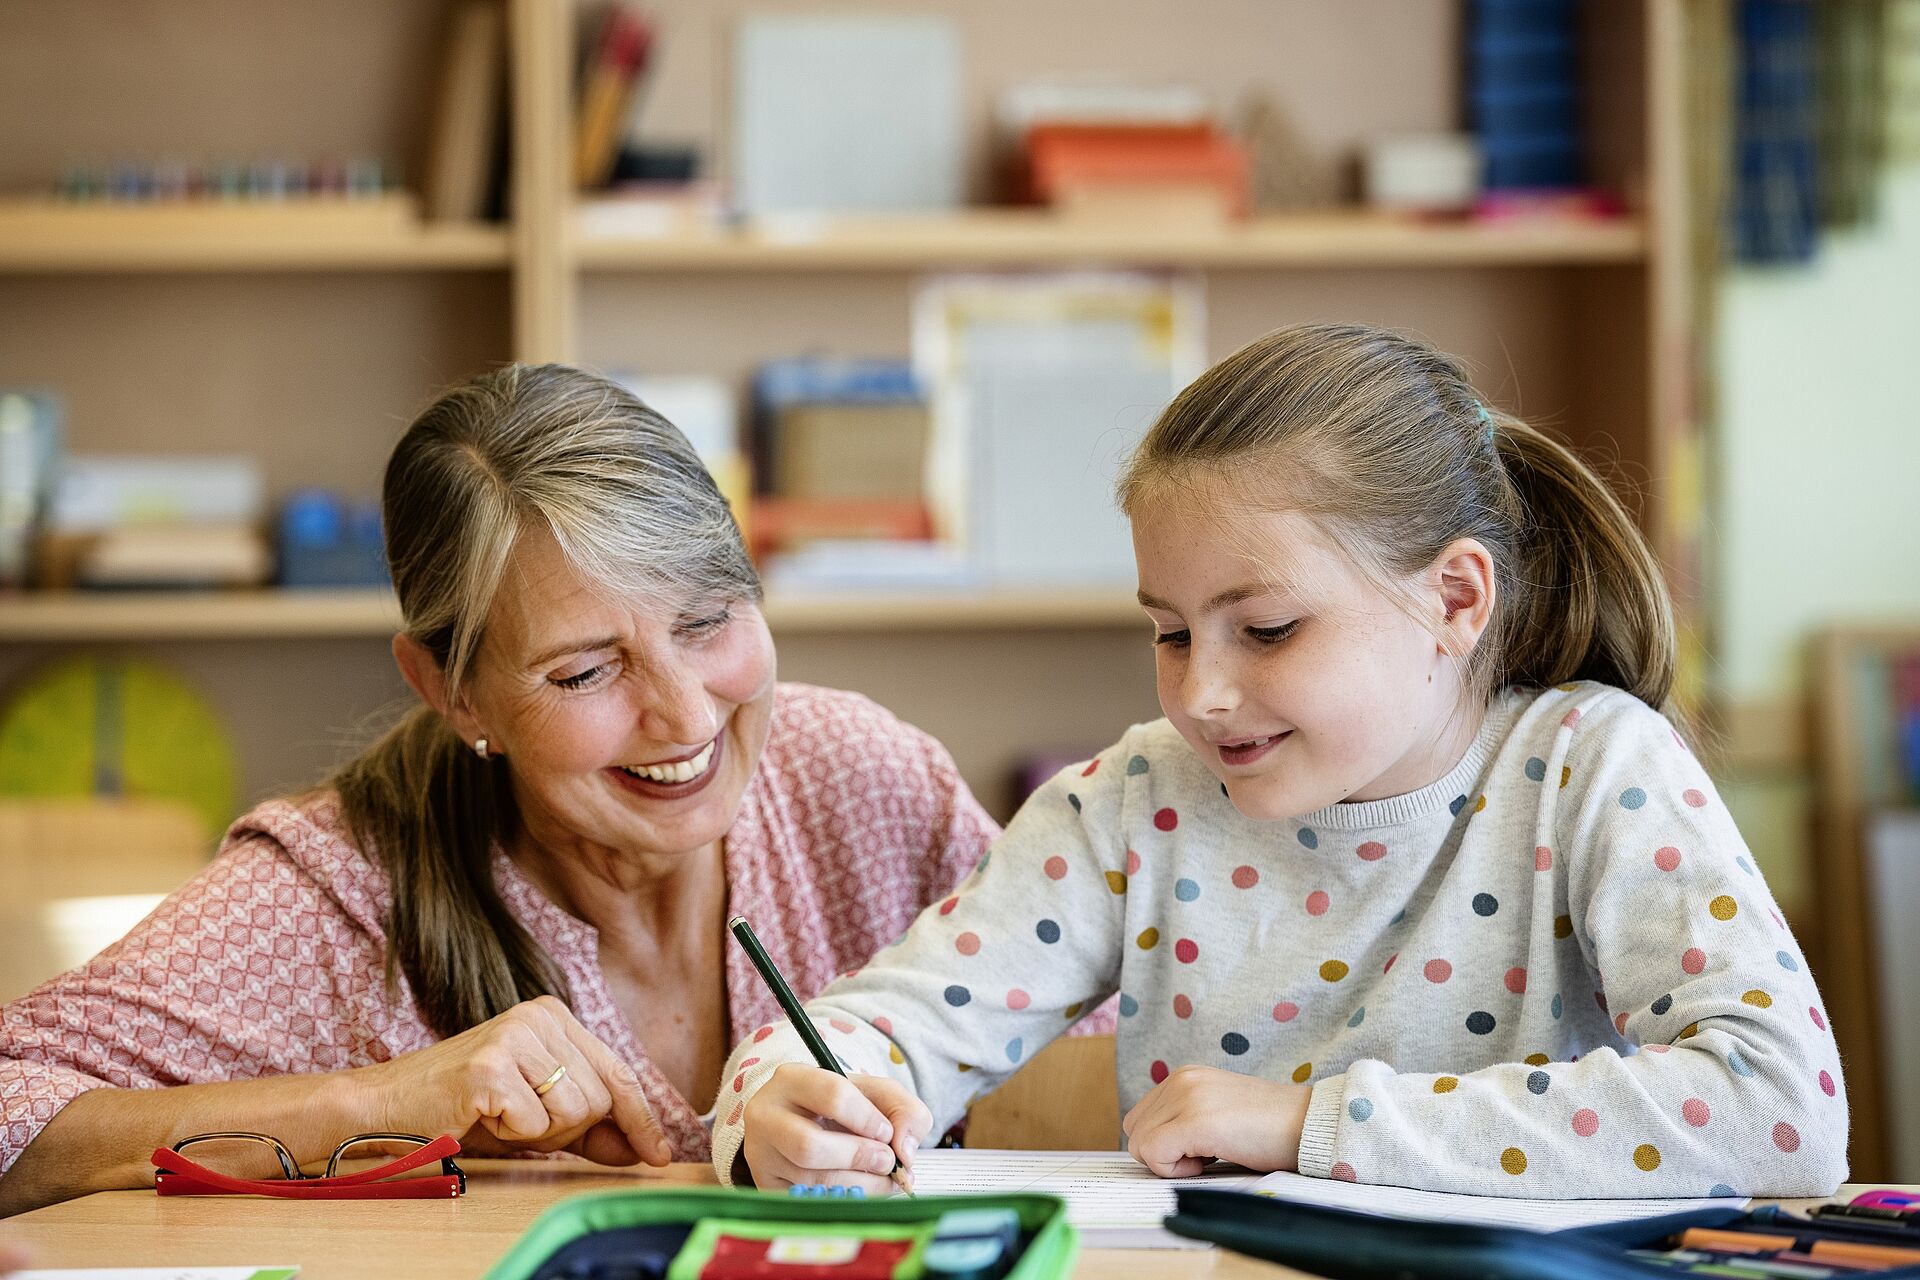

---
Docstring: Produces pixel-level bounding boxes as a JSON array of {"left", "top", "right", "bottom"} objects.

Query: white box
[{"left": 734, "top": 15, "right": 962, "bottom": 215}]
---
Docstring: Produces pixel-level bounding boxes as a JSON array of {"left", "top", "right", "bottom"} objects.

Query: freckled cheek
[
  {"left": 1152, "top": 652, "right": 1199, "bottom": 733},
  {"left": 534, "top": 702, "right": 642, "bottom": 772},
  {"left": 1255, "top": 646, "right": 1374, "bottom": 758}
]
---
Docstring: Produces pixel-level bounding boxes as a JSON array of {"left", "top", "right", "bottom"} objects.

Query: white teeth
[{"left": 620, "top": 740, "right": 714, "bottom": 784}]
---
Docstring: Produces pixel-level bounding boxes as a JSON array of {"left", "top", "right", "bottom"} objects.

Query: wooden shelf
[
  {"left": 0, "top": 200, "right": 511, "bottom": 272},
  {"left": 0, "top": 589, "right": 404, "bottom": 641},
  {"left": 574, "top": 208, "right": 1648, "bottom": 272},
  {"left": 765, "top": 587, "right": 1143, "bottom": 631},
  {"left": 0, "top": 586, "right": 1145, "bottom": 641}
]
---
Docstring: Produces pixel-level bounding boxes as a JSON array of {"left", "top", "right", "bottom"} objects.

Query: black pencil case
[{"left": 1165, "top": 1188, "right": 1920, "bottom": 1280}]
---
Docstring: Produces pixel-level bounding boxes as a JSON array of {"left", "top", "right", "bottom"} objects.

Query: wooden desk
[{"left": 0, "top": 1161, "right": 1864, "bottom": 1279}]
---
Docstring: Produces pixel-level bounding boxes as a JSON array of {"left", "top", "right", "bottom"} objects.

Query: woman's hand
[
  {"left": 354, "top": 995, "right": 671, "bottom": 1167},
  {"left": 1122, "top": 1066, "right": 1311, "bottom": 1177},
  {"left": 0, "top": 1236, "right": 30, "bottom": 1276},
  {"left": 740, "top": 1064, "right": 932, "bottom": 1194}
]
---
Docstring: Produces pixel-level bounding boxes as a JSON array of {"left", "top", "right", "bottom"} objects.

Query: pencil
[{"left": 727, "top": 914, "right": 915, "bottom": 1196}]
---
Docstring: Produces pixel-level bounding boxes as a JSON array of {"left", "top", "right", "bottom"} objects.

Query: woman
[{"left": 0, "top": 366, "right": 998, "bottom": 1215}]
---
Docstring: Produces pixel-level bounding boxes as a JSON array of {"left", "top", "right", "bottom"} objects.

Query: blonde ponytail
[{"left": 1488, "top": 416, "right": 1675, "bottom": 711}]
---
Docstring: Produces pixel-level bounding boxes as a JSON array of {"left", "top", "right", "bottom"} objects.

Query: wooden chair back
[
  {"left": 964, "top": 1033, "right": 1120, "bottom": 1151},
  {"left": 0, "top": 796, "right": 210, "bottom": 1001}
]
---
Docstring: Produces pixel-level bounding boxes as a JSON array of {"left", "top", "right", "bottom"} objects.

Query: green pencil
[{"left": 727, "top": 914, "right": 915, "bottom": 1195}]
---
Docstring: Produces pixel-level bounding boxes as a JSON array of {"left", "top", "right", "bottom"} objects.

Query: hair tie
[{"left": 1475, "top": 401, "right": 1495, "bottom": 444}]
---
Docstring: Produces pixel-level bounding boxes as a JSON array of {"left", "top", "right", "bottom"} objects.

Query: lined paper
[
  {"left": 1252, "top": 1169, "right": 1749, "bottom": 1230},
  {"left": 909, "top": 1148, "right": 1254, "bottom": 1248},
  {"left": 908, "top": 1150, "right": 1750, "bottom": 1247}
]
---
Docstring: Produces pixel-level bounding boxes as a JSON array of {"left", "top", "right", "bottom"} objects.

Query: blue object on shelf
[
  {"left": 277, "top": 489, "right": 388, "bottom": 587},
  {"left": 1466, "top": 0, "right": 1584, "bottom": 191},
  {"left": 1731, "top": 0, "right": 1818, "bottom": 263},
  {"left": 753, "top": 357, "right": 923, "bottom": 409}
]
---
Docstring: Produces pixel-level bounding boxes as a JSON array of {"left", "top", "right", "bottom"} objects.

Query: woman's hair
[
  {"left": 329, "top": 363, "right": 760, "bottom": 1038},
  {"left": 1117, "top": 322, "right": 1676, "bottom": 713}
]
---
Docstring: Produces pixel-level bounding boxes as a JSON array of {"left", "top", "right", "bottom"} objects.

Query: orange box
[{"left": 1023, "top": 123, "right": 1251, "bottom": 218}]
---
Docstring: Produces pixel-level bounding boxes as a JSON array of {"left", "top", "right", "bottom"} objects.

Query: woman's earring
[{"left": 473, "top": 737, "right": 490, "bottom": 759}]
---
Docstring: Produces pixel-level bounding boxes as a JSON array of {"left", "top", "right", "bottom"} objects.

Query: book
[
  {"left": 422, "top": 1, "right": 505, "bottom": 222},
  {"left": 573, "top": 6, "right": 654, "bottom": 191},
  {"left": 1466, "top": 0, "right": 1583, "bottom": 192},
  {"left": 749, "top": 358, "right": 928, "bottom": 501},
  {"left": 0, "top": 392, "right": 61, "bottom": 589},
  {"left": 912, "top": 272, "right": 1205, "bottom": 588},
  {"left": 1023, "top": 123, "right": 1251, "bottom": 219}
]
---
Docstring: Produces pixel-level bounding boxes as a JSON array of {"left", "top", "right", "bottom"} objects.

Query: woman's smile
[{"left": 605, "top": 726, "right": 726, "bottom": 800}]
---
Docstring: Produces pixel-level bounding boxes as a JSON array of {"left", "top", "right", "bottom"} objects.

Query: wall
[{"left": 1713, "top": 167, "right": 1920, "bottom": 903}]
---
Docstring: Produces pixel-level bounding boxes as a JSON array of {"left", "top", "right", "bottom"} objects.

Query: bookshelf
[{"left": 0, "top": 0, "right": 1701, "bottom": 819}]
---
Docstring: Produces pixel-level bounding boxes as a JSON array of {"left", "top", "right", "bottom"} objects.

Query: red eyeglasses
[{"left": 152, "top": 1132, "right": 465, "bottom": 1200}]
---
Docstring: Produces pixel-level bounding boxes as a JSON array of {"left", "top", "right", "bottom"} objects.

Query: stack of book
[
  {"left": 40, "top": 455, "right": 271, "bottom": 590},
  {"left": 747, "top": 358, "right": 962, "bottom": 592},
  {"left": 1466, "top": 0, "right": 1583, "bottom": 192},
  {"left": 1003, "top": 84, "right": 1249, "bottom": 222}
]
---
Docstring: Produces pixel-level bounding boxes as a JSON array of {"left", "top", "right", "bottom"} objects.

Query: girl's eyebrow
[
  {"left": 1137, "top": 584, "right": 1268, "bottom": 615},
  {"left": 524, "top": 634, "right": 622, "bottom": 670}
]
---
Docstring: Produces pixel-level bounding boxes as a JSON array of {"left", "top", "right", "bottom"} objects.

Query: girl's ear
[
  {"left": 1429, "top": 538, "right": 1497, "bottom": 658},
  {"left": 392, "top": 634, "right": 486, "bottom": 746}
]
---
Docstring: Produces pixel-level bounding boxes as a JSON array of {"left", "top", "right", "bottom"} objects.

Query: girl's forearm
[{"left": 0, "top": 1068, "right": 372, "bottom": 1218}]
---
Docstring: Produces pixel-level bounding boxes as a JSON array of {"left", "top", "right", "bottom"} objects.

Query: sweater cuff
[
  {"left": 1296, "top": 1074, "right": 1347, "bottom": 1179},
  {"left": 710, "top": 1116, "right": 748, "bottom": 1187}
]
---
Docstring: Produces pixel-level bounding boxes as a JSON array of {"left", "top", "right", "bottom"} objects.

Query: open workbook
[{"left": 909, "top": 1149, "right": 1750, "bottom": 1249}]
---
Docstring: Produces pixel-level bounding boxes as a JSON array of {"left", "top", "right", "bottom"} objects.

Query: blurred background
[{"left": 0, "top": 0, "right": 1915, "bottom": 1177}]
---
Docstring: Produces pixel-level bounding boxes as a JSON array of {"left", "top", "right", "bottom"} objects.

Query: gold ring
[{"left": 532, "top": 1063, "right": 568, "bottom": 1097}]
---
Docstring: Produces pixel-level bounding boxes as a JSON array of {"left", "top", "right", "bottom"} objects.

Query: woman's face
[{"left": 462, "top": 526, "right": 776, "bottom": 861}]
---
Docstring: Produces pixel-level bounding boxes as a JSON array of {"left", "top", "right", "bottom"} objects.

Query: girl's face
[
  {"left": 462, "top": 526, "right": 777, "bottom": 861},
  {"left": 1131, "top": 486, "right": 1488, "bottom": 821}
]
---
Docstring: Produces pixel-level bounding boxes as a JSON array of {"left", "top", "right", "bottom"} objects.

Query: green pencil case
[{"left": 481, "top": 1186, "right": 1079, "bottom": 1280}]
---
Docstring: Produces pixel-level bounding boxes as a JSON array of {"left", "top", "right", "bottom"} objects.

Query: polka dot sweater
[{"left": 712, "top": 683, "right": 1849, "bottom": 1197}]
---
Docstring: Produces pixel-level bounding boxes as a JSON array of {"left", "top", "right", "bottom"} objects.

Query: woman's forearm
[{"left": 0, "top": 1068, "right": 371, "bottom": 1218}]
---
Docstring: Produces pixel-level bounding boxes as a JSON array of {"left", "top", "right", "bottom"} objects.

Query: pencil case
[
  {"left": 481, "top": 1185, "right": 1078, "bottom": 1280},
  {"left": 1165, "top": 1189, "right": 1920, "bottom": 1280}
]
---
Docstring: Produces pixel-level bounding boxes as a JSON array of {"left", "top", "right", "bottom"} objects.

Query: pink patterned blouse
[{"left": 0, "top": 683, "right": 999, "bottom": 1176}]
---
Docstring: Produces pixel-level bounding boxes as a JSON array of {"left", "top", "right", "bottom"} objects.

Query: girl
[{"left": 712, "top": 323, "right": 1848, "bottom": 1198}]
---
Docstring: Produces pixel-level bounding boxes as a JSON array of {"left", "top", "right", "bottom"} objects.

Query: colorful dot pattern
[{"left": 714, "top": 684, "right": 1847, "bottom": 1198}]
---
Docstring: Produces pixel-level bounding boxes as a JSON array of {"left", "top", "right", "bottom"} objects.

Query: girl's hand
[
  {"left": 741, "top": 1063, "right": 933, "bottom": 1194},
  {"left": 351, "top": 995, "right": 672, "bottom": 1167},
  {"left": 0, "top": 1236, "right": 30, "bottom": 1276},
  {"left": 1121, "top": 1066, "right": 1311, "bottom": 1177}
]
